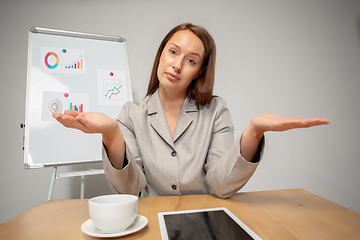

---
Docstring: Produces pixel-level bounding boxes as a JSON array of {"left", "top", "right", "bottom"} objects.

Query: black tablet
[{"left": 158, "top": 207, "right": 262, "bottom": 240}]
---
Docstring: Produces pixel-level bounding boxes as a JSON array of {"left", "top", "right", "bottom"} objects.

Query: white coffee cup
[{"left": 89, "top": 194, "right": 138, "bottom": 233}]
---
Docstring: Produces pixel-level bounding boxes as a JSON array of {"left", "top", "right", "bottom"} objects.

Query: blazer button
[
  {"left": 171, "top": 151, "right": 177, "bottom": 157},
  {"left": 172, "top": 184, "right": 177, "bottom": 190}
]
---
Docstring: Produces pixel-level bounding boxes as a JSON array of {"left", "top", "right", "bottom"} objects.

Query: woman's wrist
[
  {"left": 246, "top": 119, "right": 265, "bottom": 141},
  {"left": 102, "top": 125, "right": 126, "bottom": 170},
  {"left": 240, "top": 120, "right": 265, "bottom": 161},
  {"left": 102, "top": 125, "right": 122, "bottom": 146}
]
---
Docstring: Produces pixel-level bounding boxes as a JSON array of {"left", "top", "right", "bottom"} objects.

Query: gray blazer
[{"left": 103, "top": 90, "right": 263, "bottom": 198}]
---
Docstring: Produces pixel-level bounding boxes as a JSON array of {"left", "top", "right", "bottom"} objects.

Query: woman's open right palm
[{"left": 53, "top": 110, "right": 119, "bottom": 134}]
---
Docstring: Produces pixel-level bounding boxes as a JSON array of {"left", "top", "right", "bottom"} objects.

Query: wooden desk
[{"left": 1, "top": 189, "right": 359, "bottom": 239}]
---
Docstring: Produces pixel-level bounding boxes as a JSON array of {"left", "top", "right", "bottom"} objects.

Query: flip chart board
[{"left": 24, "top": 27, "right": 132, "bottom": 168}]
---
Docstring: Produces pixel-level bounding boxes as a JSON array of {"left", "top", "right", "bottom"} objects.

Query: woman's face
[{"left": 157, "top": 30, "right": 205, "bottom": 97}]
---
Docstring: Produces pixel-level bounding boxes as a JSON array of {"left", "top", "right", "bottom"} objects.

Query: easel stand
[{"left": 48, "top": 165, "right": 104, "bottom": 200}]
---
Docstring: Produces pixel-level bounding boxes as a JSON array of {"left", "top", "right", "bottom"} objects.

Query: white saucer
[{"left": 81, "top": 215, "right": 148, "bottom": 238}]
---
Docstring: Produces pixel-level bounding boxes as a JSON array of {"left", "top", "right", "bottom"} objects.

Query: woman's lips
[{"left": 166, "top": 72, "right": 180, "bottom": 81}]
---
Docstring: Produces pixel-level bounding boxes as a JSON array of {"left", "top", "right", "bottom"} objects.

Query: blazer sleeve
[
  {"left": 204, "top": 98, "right": 264, "bottom": 199},
  {"left": 102, "top": 102, "right": 147, "bottom": 195}
]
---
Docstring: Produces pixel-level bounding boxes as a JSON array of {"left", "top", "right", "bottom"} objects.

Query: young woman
[{"left": 53, "top": 23, "right": 330, "bottom": 198}]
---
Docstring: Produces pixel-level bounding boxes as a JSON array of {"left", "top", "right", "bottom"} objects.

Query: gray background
[{"left": 1, "top": 0, "right": 359, "bottom": 224}]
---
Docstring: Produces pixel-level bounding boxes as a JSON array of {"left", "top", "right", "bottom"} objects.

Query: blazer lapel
[
  {"left": 173, "top": 98, "right": 198, "bottom": 143},
  {"left": 148, "top": 90, "right": 199, "bottom": 146},
  {"left": 148, "top": 91, "right": 175, "bottom": 149}
]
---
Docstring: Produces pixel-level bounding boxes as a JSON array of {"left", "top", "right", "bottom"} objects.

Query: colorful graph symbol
[
  {"left": 104, "top": 80, "right": 122, "bottom": 100},
  {"left": 65, "top": 56, "right": 84, "bottom": 69},
  {"left": 70, "top": 102, "right": 83, "bottom": 112},
  {"left": 49, "top": 98, "right": 62, "bottom": 113},
  {"left": 44, "top": 52, "right": 59, "bottom": 69}
]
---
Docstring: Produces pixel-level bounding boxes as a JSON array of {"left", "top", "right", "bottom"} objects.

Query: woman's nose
[{"left": 172, "top": 58, "right": 182, "bottom": 73}]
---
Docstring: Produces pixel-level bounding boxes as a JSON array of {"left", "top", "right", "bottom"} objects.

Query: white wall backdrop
[{"left": 0, "top": 0, "right": 359, "bottom": 224}]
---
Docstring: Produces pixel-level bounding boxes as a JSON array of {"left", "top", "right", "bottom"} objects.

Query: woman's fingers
[
  {"left": 64, "top": 110, "right": 81, "bottom": 118},
  {"left": 53, "top": 113, "right": 86, "bottom": 131},
  {"left": 280, "top": 117, "right": 330, "bottom": 130}
]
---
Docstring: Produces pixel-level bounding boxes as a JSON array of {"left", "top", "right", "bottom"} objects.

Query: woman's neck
[{"left": 158, "top": 87, "right": 186, "bottom": 114}]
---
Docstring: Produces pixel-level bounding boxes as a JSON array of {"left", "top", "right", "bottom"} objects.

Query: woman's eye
[
  {"left": 169, "top": 49, "right": 176, "bottom": 55},
  {"left": 188, "top": 59, "right": 196, "bottom": 65}
]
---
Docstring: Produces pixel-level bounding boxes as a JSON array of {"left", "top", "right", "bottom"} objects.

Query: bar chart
[
  {"left": 70, "top": 102, "right": 84, "bottom": 112},
  {"left": 65, "top": 58, "right": 84, "bottom": 69}
]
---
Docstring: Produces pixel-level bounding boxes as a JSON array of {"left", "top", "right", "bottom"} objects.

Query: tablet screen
[{"left": 158, "top": 207, "right": 262, "bottom": 240}]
